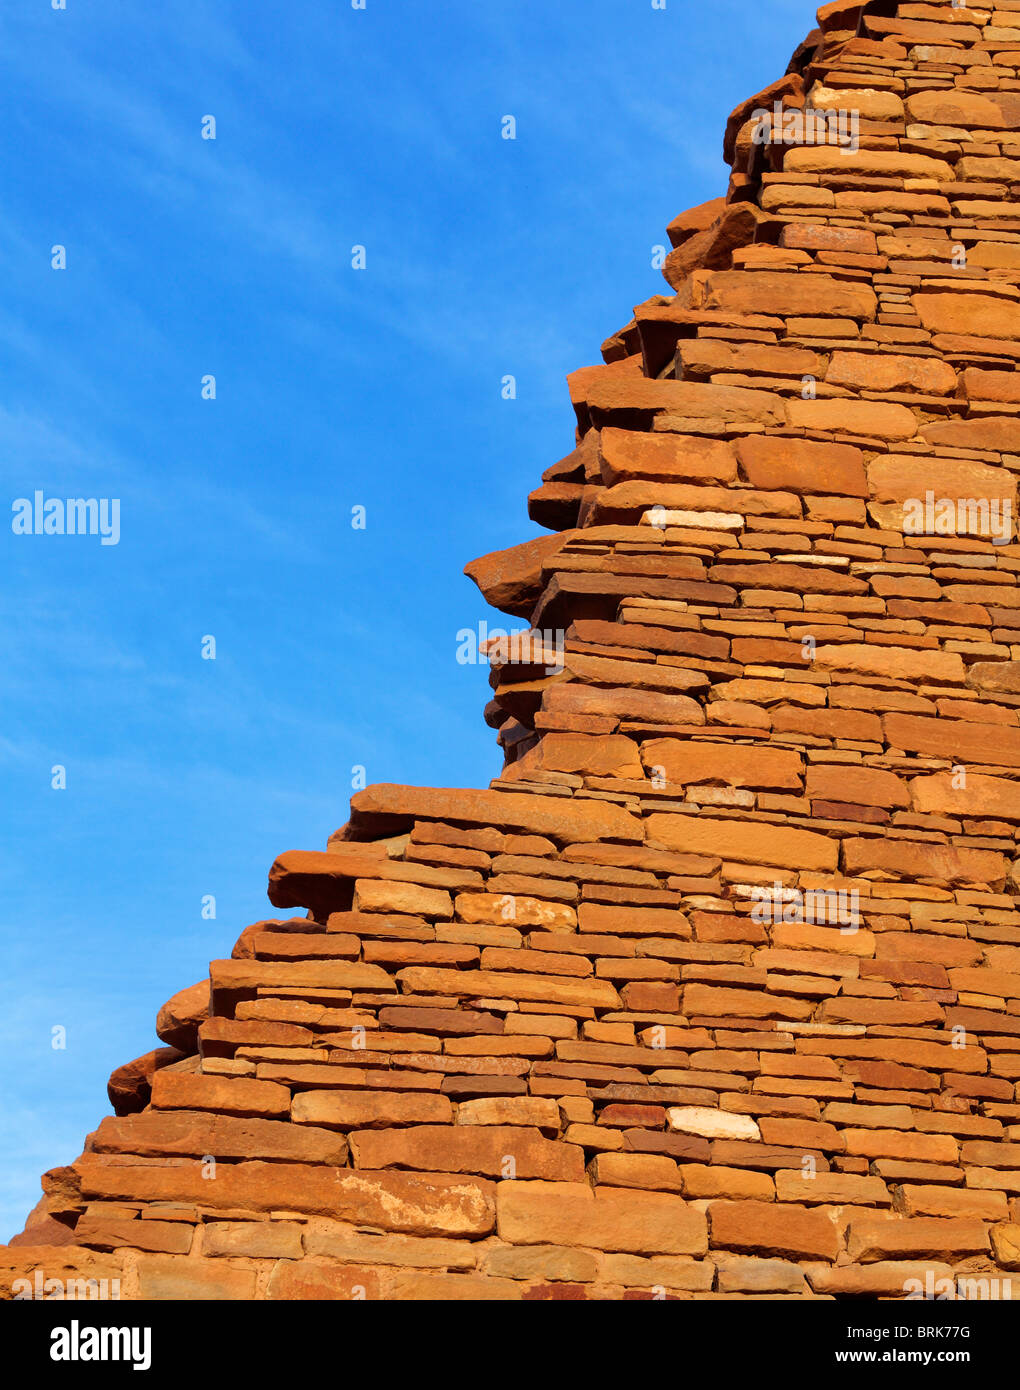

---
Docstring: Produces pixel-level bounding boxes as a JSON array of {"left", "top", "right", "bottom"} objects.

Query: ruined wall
[{"left": 5, "top": 0, "right": 1020, "bottom": 1301}]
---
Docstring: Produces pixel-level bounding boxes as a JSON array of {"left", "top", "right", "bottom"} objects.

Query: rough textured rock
[
  {"left": 155, "top": 981, "right": 209, "bottom": 1053},
  {"left": 6, "top": 0, "right": 1020, "bottom": 1304}
]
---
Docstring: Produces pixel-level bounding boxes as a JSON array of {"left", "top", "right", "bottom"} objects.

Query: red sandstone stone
[
  {"left": 708, "top": 1201, "right": 839, "bottom": 1262},
  {"left": 155, "top": 981, "right": 209, "bottom": 1053}
]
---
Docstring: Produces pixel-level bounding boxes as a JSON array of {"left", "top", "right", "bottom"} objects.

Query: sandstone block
[
  {"left": 349, "top": 1126, "right": 585, "bottom": 1181},
  {"left": 497, "top": 1181, "right": 708, "bottom": 1256},
  {"left": 708, "top": 1201, "right": 839, "bottom": 1262},
  {"left": 292, "top": 1090, "right": 453, "bottom": 1129}
]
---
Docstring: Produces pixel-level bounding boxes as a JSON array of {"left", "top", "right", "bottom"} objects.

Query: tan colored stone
[
  {"left": 481, "top": 1243, "right": 598, "bottom": 1282},
  {"left": 684, "top": 269, "right": 877, "bottom": 320},
  {"left": 787, "top": 398, "right": 918, "bottom": 441},
  {"left": 354, "top": 879, "right": 453, "bottom": 919},
  {"left": 847, "top": 1217, "right": 989, "bottom": 1264},
  {"left": 775, "top": 1171, "right": 890, "bottom": 1206},
  {"left": 135, "top": 1255, "right": 257, "bottom": 1300},
  {"left": 396, "top": 966, "right": 621, "bottom": 1009},
  {"left": 349, "top": 1126, "right": 584, "bottom": 1181},
  {"left": 647, "top": 814, "right": 838, "bottom": 872},
  {"left": 349, "top": 785, "right": 643, "bottom": 845},
  {"left": 292, "top": 1090, "right": 453, "bottom": 1129},
  {"left": 906, "top": 89, "right": 1013, "bottom": 129},
  {"left": 827, "top": 351, "right": 956, "bottom": 396},
  {"left": 640, "top": 740, "right": 803, "bottom": 791},
  {"left": 785, "top": 147, "right": 953, "bottom": 181},
  {"left": 899, "top": 1185, "right": 1008, "bottom": 1221},
  {"left": 203, "top": 1222, "right": 304, "bottom": 1259},
  {"left": 813, "top": 644, "right": 965, "bottom": 684},
  {"left": 709, "top": 1201, "right": 839, "bottom": 1262},
  {"left": 599, "top": 428, "right": 737, "bottom": 485},
  {"left": 807, "top": 1261, "right": 954, "bottom": 1297},
  {"left": 591, "top": 1153, "right": 682, "bottom": 1192},
  {"left": 812, "top": 84, "right": 903, "bottom": 120},
  {"left": 76, "top": 1156, "right": 496, "bottom": 1235},
  {"left": 497, "top": 1181, "right": 708, "bottom": 1256},
  {"left": 455, "top": 893, "right": 576, "bottom": 930},
  {"left": 150, "top": 1071, "right": 290, "bottom": 1120},
  {"left": 667, "top": 1107, "right": 761, "bottom": 1141},
  {"left": 913, "top": 293, "right": 1020, "bottom": 341},
  {"left": 680, "top": 1165, "right": 775, "bottom": 1201},
  {"left": 735, "top": 436, "right": 867, "bottom": 498},
  {"left": 303, "top": 1221, "right": 476, "bottom": 1270},
  {"left": 867, "top": 455, "right": 1017, "bottom": 539},
  {"left": 456, "top": 1098, "right": 561, "bottom": 1130},
  {"left": 910, "top": 772, "right": 1019, "bottom": 821},
  {"left": 806, "top": 766, "right": 909, "bottom": 810},
  {"left": 683, "top": 984, "right": 813, "bottom": 1022},
  {"left": 266, "top": 1259, "right": 383, "bottom": 1301},
  {"left": 155, "top": 981, "right": 209, "bottom": 1053},
  {"left": 842, "top": 838, "right": 1006, "bottom": 890}
]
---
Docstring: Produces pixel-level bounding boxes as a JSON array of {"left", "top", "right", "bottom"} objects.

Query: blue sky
[{"left": 0, "top": 0, "right": 811, "bottom": 1240}]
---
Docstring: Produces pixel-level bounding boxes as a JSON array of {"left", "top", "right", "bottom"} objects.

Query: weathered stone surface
[
  {"left": 813, "top": 644, "right": 966, "bottom": 684},
  {"left": 735, "top": 436, "right": 867, "bottom": 498},
  {"left": 647, "top": 814, "right": 838, "bottom": 871},
  {"left": 843, "top": 838, "right": 1006, "bottom": 890},
  {"left": 906, "top": 89, "right": 1011, "bottom": 129},
  {"left": 591, "top": 1152, "right": 683, "bottom": 1192},
  {"left": 293, "top": 1090, "right": 454, "bottom": 1129},
  {"left": 354, "top": 879, "right": 455, "bottom": 919},
  {"left": 785, "top": 148, "right": 953, "bottom": 181},
  {"left": 396, "top": 966, "right": 621, "bottom": 1009},
  {"left": 640, "top": 740, "right": 802, "bottom": 790},
  {"left": 455, "top": 893, "right": 576, "bottom": 931},
  {"left": 92, "top": 1111, "right": 349, "bottom": 1165},
  {"left": 1, "top": 1247, "right": 128, "bottom": 1299},
  {"left": 151, "top": 1071, "right": 290, "bottom": 1119},
  {"left": 204, "top": 1222, "right": 305, "bottom": 1260},
  {"left": 497, "top": 1181, "right": 708, "bottom": 1255},
  {"left": 913, "top": 293, "right": 1020, "bottom": 341},
  {"left": 464, "top": 532, "right": 571, "bottom": 618},
  {"left": 708, "top": 1202, "right": 839, "bottom": 1262},
  {"left": 775, "top": 1171, "right": 890, "bottom": 1207},
  {"left": 684, "top": 270, "right": 877, "bottom": 321},
  {"left": 847, "top": 1217, "right": 990, "bottom": 1264},
  {"left": 910, "top": 773, "right": 1020, "bottom": 821},
  {"left": 155, "top": 981, "right": 209, "bottom": 1053},
  {"left": 599, "top": 428, "right": 737, "bottom": 485},
  {"left": 349, "top": 1127, "right": 585, "bottom": 1181},
  {"left": 867, "top": 456, "right": 1017, "bottom": 538},
  {"left": 510, "top": 732, "right": 644, "bottom": 779},
  {"left": 348, "top": 785, "right": 643, "bottom": 845},
  {"left": 457, "top": 1097, "right": 561, "bottom": 1130},
  {"left": 886, "top": 712, "right": 1020, "bottom": 770},
  {"left": 107, "top": 1047, "right": 185, "bottom": 1117},
  {"left": 668, "top": 1107, "right": 761, "bottom": 1141},
  {"left": 481, "top": 1243, "right": 599, "bottom": 1282},
  {"left": 75, "top": 1156, "right": 496, "bottom": 1235},
  {"left": 135, "top": 1256, "right": 258, "bottom": 1301},
  {"left": 544, "top": 684, "right": 705, "bottom": 727},
  {"left": 807, "top": 1261, "right": 955, "bottom": 1298},
  {"left": 716, "top": 1253, "right": 807, "bottom": 1295},
  {"left": 806, "top": 766, "right": 909, "bottom": 810},
  {"left": 828, "top": 351, "right": 956, "bottom": 396}
]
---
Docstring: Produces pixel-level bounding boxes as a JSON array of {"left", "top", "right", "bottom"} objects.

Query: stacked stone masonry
[{"left": 6, "top": 0, "right": 1020, "bottom": 1301}]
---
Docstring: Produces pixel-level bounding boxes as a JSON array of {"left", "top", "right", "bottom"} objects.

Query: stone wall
[{"left": 5, "top": 0, "right": 1020, "bottom": 1301}]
